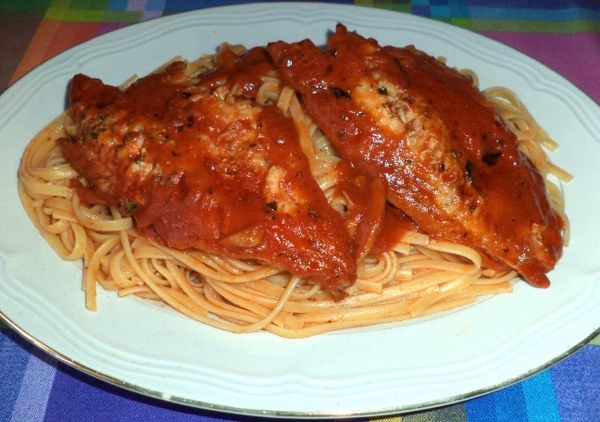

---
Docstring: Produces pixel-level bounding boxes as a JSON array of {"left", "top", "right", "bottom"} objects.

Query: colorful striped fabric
[
  {"left": 1, "top": 326, "right": 599, "bottom": 421},
  {"left": 1, "top": 1, "right": 599, "bottom": 421},
  {"left": 2, "top": 0, "right": 599, "bottom": 102}
]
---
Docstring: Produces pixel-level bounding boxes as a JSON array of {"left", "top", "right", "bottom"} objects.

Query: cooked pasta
[{"left": 18, "top": 43, "right": 568, "bottom": 338}]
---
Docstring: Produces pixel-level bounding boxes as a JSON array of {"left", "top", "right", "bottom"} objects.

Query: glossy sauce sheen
[
  {"left": 372, "top": 205, "right": 418, "bottom": 255},
  {"left": 268, "top": 25, "right": 563, "bottom": 287},
  {"left": 60, "top": 50, "right": 357, "bottom": 295},
  {"left": 198, "top": 47, "right": 275, "bottom": 98},
  {"left": 334, "top": 161, "right": 387, "bottom": 260}
]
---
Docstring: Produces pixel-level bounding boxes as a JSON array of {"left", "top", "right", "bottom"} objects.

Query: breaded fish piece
[
  {"left": 268, "top": 25, "right": 563, "bottom": 287},
  {"left": 60, "top": 53, "right": 356, "bottom": 294}
]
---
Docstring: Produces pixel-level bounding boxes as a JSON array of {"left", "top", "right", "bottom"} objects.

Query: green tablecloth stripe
[
  {"left": 357, "top": 1, "right": 412, "bottom": 14},
  {"left": 0, "top": 0, "right": 52, "bottom": 10},
  {"left": 44, "top": 8, "right": 142, "bottom": 23},
  {"left": 438, "top": 18, "right": 600, "bottom": 33}
]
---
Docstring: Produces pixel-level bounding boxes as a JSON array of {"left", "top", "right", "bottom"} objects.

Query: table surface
[{"left": 1, "top": 1, "right": 599, "bottom": 421}]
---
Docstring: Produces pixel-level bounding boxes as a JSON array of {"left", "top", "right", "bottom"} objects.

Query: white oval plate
[{"left": 1, "top": 3, "right": 599, "bottom": 418}]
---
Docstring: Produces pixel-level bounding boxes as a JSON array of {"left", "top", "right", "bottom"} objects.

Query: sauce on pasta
[{"left": 18, "top": 30, "right": 570, "bottom": 337}]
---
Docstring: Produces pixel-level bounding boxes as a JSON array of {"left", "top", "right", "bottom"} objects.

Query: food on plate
[
  {"left": 19, "top": 29, "right": 570, "bottom": 337},
  {"left": 268, "top": 24, "right": 565, "bottom": 288},
  {"left": 62, "top": 52, "right": 355, "bottom": 298}
]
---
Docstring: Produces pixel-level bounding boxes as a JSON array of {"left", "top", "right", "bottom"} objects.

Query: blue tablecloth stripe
[
  {"left": 465, "top": 0, "right": 585, "bottom": 7},
  {"left": 494, "top": 383, "right": 530, "bottom": 421},
  {"left": 465, "top": 383, "right": 527, "bottom": 422},
  {"left": 155, "top": 0, "right": 355, "bottom": 14},
  {"left": 0, "top": 332, "right": 31, "bottom": 421},
  {"left": 403, "top": 0, "right": 600, "bottom": 18},
  {"left": 521, "top": 371, "right": 561, "bottom": 422}
]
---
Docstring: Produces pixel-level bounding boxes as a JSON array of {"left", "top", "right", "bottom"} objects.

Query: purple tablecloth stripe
[
  {"left": 551, "top": 346, "right": 600, "bottom": 421},
  {"left": 10, "top": 352, "right": 56, "bottom": 422},
  {"left": 0, "top": 332, "right": 31, "bottom": 420},
  {"left": 481, "top": 32, "right": 600, "bottom": 104},
  {"left": 0, "top": 327, "right": 599, "bottom": 421},
  {"left": 41, "top": 339, "right": 244, "bottom": 422}
]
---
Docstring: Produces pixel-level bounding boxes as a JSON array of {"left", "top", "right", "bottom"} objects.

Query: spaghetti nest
[{"left": 18, "top": 50, "right": 570, "bottom": 338}]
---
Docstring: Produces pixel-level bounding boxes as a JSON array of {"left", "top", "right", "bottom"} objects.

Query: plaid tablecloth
[{"left": 1, "top": 1, "right": 599, "bottom": 421}]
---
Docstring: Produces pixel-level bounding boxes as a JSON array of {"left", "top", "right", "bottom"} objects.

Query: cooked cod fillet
[
  {"left": 60, "top": 50, "right": 356, "bottom": 294},
  {"left": 268, "top": 25, "right": 563, "bottom": 287}
]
